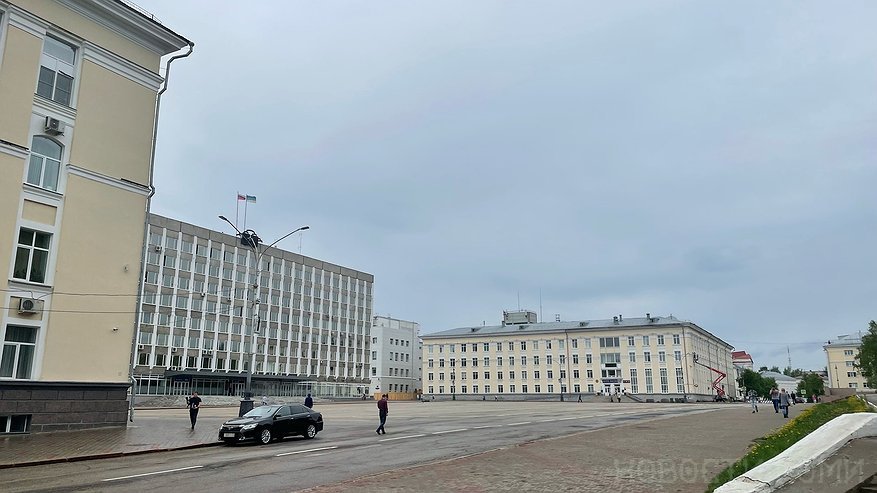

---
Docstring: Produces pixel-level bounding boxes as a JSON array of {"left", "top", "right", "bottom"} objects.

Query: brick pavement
[
  {"left": 303, "top": 405, "right": 793, "bottom": 493},
  {"left": 0, "top": 401, "right": 802, "bottom": 491}
]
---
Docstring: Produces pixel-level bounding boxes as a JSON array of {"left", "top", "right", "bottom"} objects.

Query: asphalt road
[{"left": 4, "top": 401, "right": 725, "bottom": 493}]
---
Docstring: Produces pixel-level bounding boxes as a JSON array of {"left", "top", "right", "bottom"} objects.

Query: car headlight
[{"left": 240, "top": 423, "right": 257, "bottom": 431}]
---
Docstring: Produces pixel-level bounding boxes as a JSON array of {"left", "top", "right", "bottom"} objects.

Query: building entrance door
[
  {"left": 603, "top": 383, "right": 616, "bottom": 395},
  {"left": 171, "top": 380, "right": 190, "bottom": 396}
]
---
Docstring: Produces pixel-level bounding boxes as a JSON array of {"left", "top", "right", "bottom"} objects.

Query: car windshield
[{"left": 243, "top": 405, "right": 280, "bottom": 418}]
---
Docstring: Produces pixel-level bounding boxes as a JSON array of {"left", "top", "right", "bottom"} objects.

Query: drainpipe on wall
[{"left": 128, "top": 42, "right": 195, "bottom": 423}]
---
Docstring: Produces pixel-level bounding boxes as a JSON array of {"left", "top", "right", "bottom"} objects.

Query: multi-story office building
[
  {"left": 421, "top": 311, "right": 735, "bottom": 401},
  {"left": 133, "top": 214, "right": 374, "bottom": 399},
  {"left": 370, "top": 316, "right": 422, "bottom": 399},
  {"left": 0, "top": 1, "right": 190, "bottom": 432},
  {"left": 824, "top": 334, "right": 872, "bottom": 391}
]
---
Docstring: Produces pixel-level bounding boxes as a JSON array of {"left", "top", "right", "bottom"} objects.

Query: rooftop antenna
[{"left": 787, "top": 345, "right": 792, "bottom": 370}]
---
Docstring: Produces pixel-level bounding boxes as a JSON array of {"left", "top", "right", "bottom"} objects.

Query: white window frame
[
  {"left": 1, "top": 325, "right": 39, "bottom": 380},
  {"left": 25, "top": 136, "right": 63, "bottom": 192},
  {"left": 36, "top": 35, "right": 79, "bottom": 107},
  {"left": 12, "top": 228, "right": 51, "bottom": 284}
]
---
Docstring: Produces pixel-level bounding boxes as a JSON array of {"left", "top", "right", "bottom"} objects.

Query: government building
[
  {"left": 132, "top": 214, "right": 374, "bottom": 400},
  {"left": 421, "top": 311, "right": 736, "bottom": 401},
  {"left": 0, "top": 0, "right": 190, "bottom": 432}
]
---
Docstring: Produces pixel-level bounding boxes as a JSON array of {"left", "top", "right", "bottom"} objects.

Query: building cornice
[
  {"left": 7, "top": 4, "right": 48, "bottom": 38},
  {"left": 56, "top": 0, "right": 190, "bottom": 55},
  {"left": 82, "top": 40, "right": 162, "bottom": 91},
  {"left": 0, "top": 139, "right": 29, "bottom": 159},
  {"left": 67, "top": 164, "right": 151, "bottom": 196}
]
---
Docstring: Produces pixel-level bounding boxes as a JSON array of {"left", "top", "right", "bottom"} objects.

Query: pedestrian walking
[
  {"left": 770, "top": 387, "right": 780, "bottom": 413},
  {"left": 790, "top": 392, "right": 797, "bottom": 405},
  {"left": 577, "top": 394, "right": 583, "bottom": 403},
  {"left": 779, "top": 388, "right": 791, "bottom": 418},
  {"left": 748, "top": 389, "right": 759, "bottom": 413},
  {"left": 376, "top": 394, "right": 388, "bottom": 435},
  {"left": 186, "top": 391, "right": 201, "bottom": 430},
  {"left": 304, "top": 393, "right": 313, "bottom": 409},
  {"left": 261, "top": 395, "right": 269, "bottom": 406}
]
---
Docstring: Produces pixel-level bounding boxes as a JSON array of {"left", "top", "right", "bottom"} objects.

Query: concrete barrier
[{"left": 716, "top": 412, "right": 877, "bottom": 492}]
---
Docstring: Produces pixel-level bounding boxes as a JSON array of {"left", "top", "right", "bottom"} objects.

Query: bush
[{"left": 705, "top": 397, "right": 874, "bottom": 492}]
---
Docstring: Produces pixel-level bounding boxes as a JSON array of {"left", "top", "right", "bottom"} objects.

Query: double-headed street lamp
[{"left": 219, "top": 215, "right": 309, "bottom": 416}]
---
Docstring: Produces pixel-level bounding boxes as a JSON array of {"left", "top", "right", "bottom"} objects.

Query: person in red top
[{"left": 376, "top": 394, "right": 389, "bottom": 435}]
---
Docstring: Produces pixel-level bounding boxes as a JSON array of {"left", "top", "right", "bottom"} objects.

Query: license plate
[{"left": 223, "top": 433, "right": 236, "bottom": 438}]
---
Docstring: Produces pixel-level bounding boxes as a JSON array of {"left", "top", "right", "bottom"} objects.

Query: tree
[
  {"left": 737, "top": 369, "right": 775, "bottom": 398},
  {"left": 789, "top": 368, "right": 805, "bottom": 378},
  {"left": 769, "top": 366, "right": 781, "bottom": 373},
  {"left": 854, "top": 320, "right": 877, "bottom": 388},
  {"left": 758, "top": 366, "right": 769, "bottom": 372},
  {"left": 738, "top": 369, "right": 762, "bottom": 395},
  {"left": 797, "top": 372, "right": 825, "bottom": 399}
]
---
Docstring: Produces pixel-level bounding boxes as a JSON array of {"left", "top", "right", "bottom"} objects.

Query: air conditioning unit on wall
[
  {"left": 18, "top": 298, "right": 43, "bottom": 315},
  {"left": 44, "top": 116, "right": 65, "bottom": 135}
]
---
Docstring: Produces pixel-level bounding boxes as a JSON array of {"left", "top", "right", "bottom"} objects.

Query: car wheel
[
  {"left": 304, "top": 424, "right": 317, "bottom": 439},
  {"left": 259, "top": 427, "right": 273, "bottom": 445}
]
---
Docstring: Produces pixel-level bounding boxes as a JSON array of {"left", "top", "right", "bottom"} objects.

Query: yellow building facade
[
  {"left": 422, "top": 312, "right": 736, "bottom": 402},
  {"left": 0, "top": 0, "right": 190, "bottom": 432},
  {"left": 824, "top": 334, "right": 872, "bottom": 391}
]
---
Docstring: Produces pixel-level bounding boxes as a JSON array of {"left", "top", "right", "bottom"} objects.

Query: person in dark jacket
[
  {"left": 304, "top": 393, "right": 313, "bottom": 409},
  {"left": 779, "top": 388, "right": 791, "bottom": 418},
  {"left": 376, "top": 394, "right": 389, "bottom": 435},
  {"left": 186, "top": 391, "right": 201, "bottom": 430}
]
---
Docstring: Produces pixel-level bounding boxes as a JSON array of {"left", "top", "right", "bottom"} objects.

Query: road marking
[
  {"left": 103, "top": 465, "right": 203, "bottom": 482},
  {"left": 275, "top": 446, "right": 337, "bottom": 457},
  {"left": 472, "top": 425, "right": 499, "bottom": 429},
  {"left": 506, "top": 421, "right": 531, "bottom": 426},
  {"left": 539, "top": 419, "right": 557, "bottom": 422},
  {"left": 380, "top": 434, "right": 425, "bottom": 442},
  {"left": 432, "top": 428, "right": 468, "bottom": 435}
]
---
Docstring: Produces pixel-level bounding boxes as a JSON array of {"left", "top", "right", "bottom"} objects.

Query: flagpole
[
  {"left": 235, "top": 192, "right": 240, "bottom": 230},
  {"left": 243, "top": 199, "right": 248, "bottom": 231}
]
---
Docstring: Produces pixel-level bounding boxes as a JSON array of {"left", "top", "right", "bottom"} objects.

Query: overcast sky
[{"left": 136, "top": 1, "right": 876, "bottom": 371}]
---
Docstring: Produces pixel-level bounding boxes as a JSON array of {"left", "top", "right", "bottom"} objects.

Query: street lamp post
[
  {"left": 834, "top": 364, "right": 839, "bottom": 388},
  {"left": 451, "top": 370, "right": 456, "bottom": 401},
  {"left": 219, "top": 215, "right": 309, "bottom": 416},
  {"left": 559, "top": 377, "right": 564, "bottom": 402}
]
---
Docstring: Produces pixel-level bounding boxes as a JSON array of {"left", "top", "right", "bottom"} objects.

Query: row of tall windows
[{"left": 427, "top": 333, "right": 683, "bottom": 354}]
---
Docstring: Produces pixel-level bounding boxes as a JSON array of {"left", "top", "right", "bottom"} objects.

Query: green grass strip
[{"left": 705, "top": 396, "right": 875, "bottom": 492}]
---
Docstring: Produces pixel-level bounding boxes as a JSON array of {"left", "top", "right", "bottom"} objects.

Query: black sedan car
[{"left": 219, "top": 404, "right": 323, "bottom": 445}]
